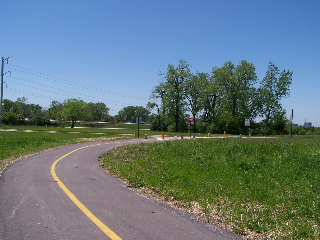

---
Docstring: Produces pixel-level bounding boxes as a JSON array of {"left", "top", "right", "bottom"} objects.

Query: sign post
[
  {"left": 245, "top": 118, "right": 250, "bottom": 136},
  {"left": 136, "top": 117, "right": 142, "bottom": 138},
  {"left": 188, "top": 117, "right": 193, "bottom": 138},
  {"left": 290, "top": 109, "right": 293, "bottom": 138}
]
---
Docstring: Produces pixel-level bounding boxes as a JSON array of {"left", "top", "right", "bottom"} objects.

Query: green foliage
[
  {"left": 2, "top": 112, "right": 25, "bottom": 125},
  {"left": 115, "top": 106, "right": 150, "bottom": 123},
  {"left": 60, "top": 99, "right": 87, "bottom": 128},
  {"left": 161, "top": 60, "right": 191, "bottom": 132},
  {"left": 151, "top": 60, "right": 293, "bottom": 135},
  {"left": 100, "top": 138, "right": 320, "bottom": 239},
  {"left": 2, "top": 98, "right": 111, "bottom": 127}
]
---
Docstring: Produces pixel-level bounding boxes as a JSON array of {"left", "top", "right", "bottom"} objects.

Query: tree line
[
  {"left": 1, "top": 59, "right": 294, "bottom": 134},
  {"left": 2, "top": 98, "right": 110, "bottom": 128},
  {"left": 148, "top": 60, "right": 293, "bottom": 135}
]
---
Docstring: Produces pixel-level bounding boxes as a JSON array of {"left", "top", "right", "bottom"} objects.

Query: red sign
[{"left": 188, "top": 117, "right": 193, "bottom": 123}]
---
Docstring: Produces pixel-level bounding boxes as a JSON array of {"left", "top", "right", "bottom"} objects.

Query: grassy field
[
  {"left": 100, "top": 137, "right": 320, "bottom": 239},
  {"left": 0, "top": 126, "right": 134, "bottom": 173},
  {"left": 0, "top": 122, "right": 153, "bottom": 134}
]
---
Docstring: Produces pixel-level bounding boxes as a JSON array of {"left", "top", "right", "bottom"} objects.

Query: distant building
[{"left": 304, "top": 120, "right": 312, "bottom": 128}]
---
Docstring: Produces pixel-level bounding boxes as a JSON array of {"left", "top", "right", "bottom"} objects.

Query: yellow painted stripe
[{"left": 50, "top": 144, "right": 122, "bottom": 240}]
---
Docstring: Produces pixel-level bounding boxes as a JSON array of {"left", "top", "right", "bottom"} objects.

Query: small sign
[
  {"left": 245, "top": 119, "right": 250, "bottom": 127},
  {"left": 136, "top": 117, "right": 142, "bottom": 124},
  {"left": 188, "top": 117, "right": 193, "bottom": 123}
]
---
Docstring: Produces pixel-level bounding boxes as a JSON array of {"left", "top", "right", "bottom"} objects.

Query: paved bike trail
[{"left": 0, "top": 139, "right": 242, "bottom": 240}]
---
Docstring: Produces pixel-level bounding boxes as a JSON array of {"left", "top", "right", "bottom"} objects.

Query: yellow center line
[{"left": 50, "top": 143, "right": 122, "bottom": 240}]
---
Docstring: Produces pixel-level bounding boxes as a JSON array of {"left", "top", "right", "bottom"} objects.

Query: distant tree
[
  {"left": 87, "top": 102, "right": 110, "bottom": 121},
  {"left": 2, "top": 112, "right": 25, "bottom": 125},
  {"left": 115, "top": 106, "right": 150, "bottom": 123},
  {"left": 48, "top": 100, "right": 64, "bottom": 119},
  {"left": 3, "top": 99, "right": 16, "bottom": 113},
  {"left": 60, "top": 99, "right": 87, "bottom": 128}
]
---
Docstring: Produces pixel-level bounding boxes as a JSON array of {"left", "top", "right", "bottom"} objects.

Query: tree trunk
[{"left": 71, "top": 119, "right": 75, "bottom": 128}]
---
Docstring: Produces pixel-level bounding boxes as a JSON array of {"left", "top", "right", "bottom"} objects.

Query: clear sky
[{"left": 1, "top": 0, "right": 319, "bottom": 126}]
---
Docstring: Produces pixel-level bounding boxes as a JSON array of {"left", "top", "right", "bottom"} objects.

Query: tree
[
  {"left": 211, "top": 61, "right": 257, "bottom": 133},
  {"left": 184, "top": 72, "right": 208, "bottom": 132},
  {"left": 60, "top": 99, "right": 87, "bottom": 128},
  {"left": 258, "top": 62, "right": 293, "bottom": 133},
  {"left": 48, "top": 100, "right": 64, "bottom": 119},
  {"left": 148, "top": 84, "right": 167, "bottom": 131},
  {"left": 115, "top": 106, "right": 150, "bottom": 123},
  {"left": 202, "top": 75, "right": 219, "bottom": 124},
  {"left": 161, "top": 60, "right": 192, "bottom": 132},
  {"left": 87, "top": 102, "right": 109, "bottom": 121}
]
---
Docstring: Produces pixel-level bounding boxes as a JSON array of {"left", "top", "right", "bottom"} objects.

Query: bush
[{"left": 29, "top": 117, "right": 51, "bottom": 126}]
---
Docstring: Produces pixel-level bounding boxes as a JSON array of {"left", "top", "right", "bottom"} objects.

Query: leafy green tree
[
  {"left": 48, "top": 100, "right": 64, "bottom": 119},
  {"left": 2, "top": 112, "right": 25, "bottom": 125},
  {"left": 161, "top": 60, "right": 192, "bottom": 132},
  {"left": 147, "top": 101, "right": 162, "bottom": 131},
  {"left": 211, "top": 61, "right": 257, "bottom": 133},
  {"left": 3, "top": 99, "right": 16, "bottom": 112},
  {"left": 184, "top": 72, "right": 208, "bottom": 132},
  {"left": 202, "top": 75, "right": 220, "bottom": 125},
  {"left": 258, "top": 62, "right": 293, "bottom": 132},
  {"left": 115, "top": 106, "right": 150, "bottom": 123},
  {"left": 3, "top": 97, "right": 44, "bottom": 119},
  {"left": 87, "top": 102, "right": 109, "bottom": 121},
  {"left": 60, "top": 99, "right": 87, "bottom": 128},
  {"left": 148, "top": 84, "right": 167, "bottom": 131}
]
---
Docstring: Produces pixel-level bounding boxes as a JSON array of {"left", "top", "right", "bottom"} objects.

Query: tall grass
[{"left": 100, "top": 138, "right": 320, "bottom": 239}]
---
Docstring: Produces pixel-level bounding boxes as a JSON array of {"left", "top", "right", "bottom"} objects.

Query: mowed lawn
[
  {"left": 100, "top": 137, "right": 320, "bottom": 239},
  {"left": 0, "top": 129, "right": 125, "bottom": 173}
]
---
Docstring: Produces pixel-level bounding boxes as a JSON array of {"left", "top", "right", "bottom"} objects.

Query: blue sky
[{"left": 1, "top": 0, "right": 319, "bottom": 125}]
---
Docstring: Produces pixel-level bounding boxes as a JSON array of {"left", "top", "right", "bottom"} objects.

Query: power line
[
  {"left": 6, "top": 81, "right": 128, "bottom": 107},
  {"left": 7, "top": 63, "right": 148, "bottom": 101}
]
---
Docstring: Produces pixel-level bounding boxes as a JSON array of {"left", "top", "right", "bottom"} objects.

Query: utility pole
[{"left": 0, "top": 57, "right": 10, "bottom": 124}]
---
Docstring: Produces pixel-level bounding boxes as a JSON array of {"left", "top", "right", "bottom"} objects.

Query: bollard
[
  {"left": 208, "top": 133, "right": 210, "bottom": 137},
  {"left": 224, "top": 131, "right": 227, "bottom": 138},
  {"left": 144, "top": 134, "right": 147, "bottom": 139},
  {"left": 181, "top": 136, "right": 183, "bottom": 139},
  {"left": 162, "top": 131, "right": 164, "bottom": 140}
]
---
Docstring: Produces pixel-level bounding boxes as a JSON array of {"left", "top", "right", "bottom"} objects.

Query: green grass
[
  {"left": 0, "top": 123, "right": 178, "bottom": 136},
  {"left": 0, "top": 129, "right": 129, "bottom": 173},
  {"left": 100, "top": 137, "right": 320, "bottom": 239}
]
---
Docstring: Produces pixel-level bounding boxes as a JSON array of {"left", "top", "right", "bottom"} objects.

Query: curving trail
[{"left": 0, "top": 139, "right": 242, "bottom": 240}]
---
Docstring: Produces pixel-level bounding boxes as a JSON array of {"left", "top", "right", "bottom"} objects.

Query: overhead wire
[
  {"left": 7, "top": 63, "right": 148, "bottom": 101},
  {"left": 4, "top": 63, "right": 153, "bottom": 112}
]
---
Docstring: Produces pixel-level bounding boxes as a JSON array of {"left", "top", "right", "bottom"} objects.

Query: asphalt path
[{"left": 0, "top": 138, "right": 242, "bottom": 240}]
